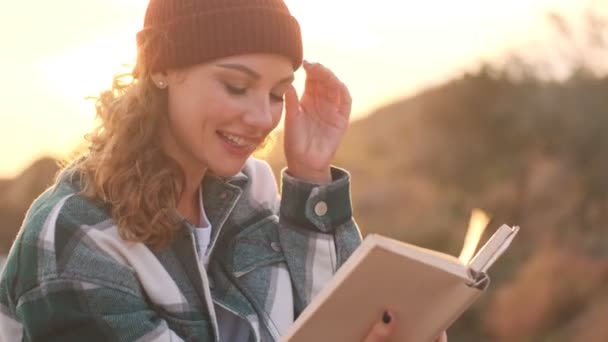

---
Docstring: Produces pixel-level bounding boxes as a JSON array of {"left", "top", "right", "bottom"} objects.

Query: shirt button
[
  {"left": 314, "top": 201, "right": 328, "bottom": 217},
  {"left": 270, "top": 242, "right": 281, "bottom": 252}
]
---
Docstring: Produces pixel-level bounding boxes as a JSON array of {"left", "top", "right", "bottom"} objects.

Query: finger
[
  {"left": 435, "top": 331, "right": 448, "bottom": 342},
  {"left": 363, "top": 311, "right": 395, "bottom": 342},
  {"left": 338, "top": 81, "right": 352, "bottom": 118},
  {"left": 302, "top": 62, "right": 342, "bottom": 106},
  {"left": 303, "top": 60, "right": 338, "bottom": 85},
  {"left": 302, "top": 61, "right": 348, "bottom": 113},
  {"left": 284, "top": 85, "right": 300, "bottom": 120},
  {"left": 311, "top": 83, "right": 341, "bottom": 105},
  {"left": 284, "top": 85, "right": 299, "bottom": 115}
]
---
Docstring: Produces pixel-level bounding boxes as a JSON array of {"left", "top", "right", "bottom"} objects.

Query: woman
[{"left": 0, "top": 0, "right": 446, "bottom": 341}]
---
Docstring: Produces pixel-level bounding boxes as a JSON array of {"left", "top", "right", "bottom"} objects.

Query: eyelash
[{"left": 224, "top": 84, "right": 284, "bottom": 103}]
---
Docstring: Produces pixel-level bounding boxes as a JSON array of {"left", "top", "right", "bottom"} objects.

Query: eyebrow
[{"left": 215, "top": 63, "right": 294, "bottom": 85}]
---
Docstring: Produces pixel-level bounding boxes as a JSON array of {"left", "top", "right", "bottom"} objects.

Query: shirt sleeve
[{"left": 276, "top": 166, "right": 363, "bottom": 316}]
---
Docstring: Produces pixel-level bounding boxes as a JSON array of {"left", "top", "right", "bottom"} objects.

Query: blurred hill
[{"left": 0, "top": 157, "right": 59, "bottom": 255}]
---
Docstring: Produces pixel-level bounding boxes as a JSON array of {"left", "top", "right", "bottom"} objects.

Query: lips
[
  {"left": 216, "top": 131, "right": 260, "bottom": 148},
  {"left": 218, "top": 131, "right": 249, "bottom": 147}
]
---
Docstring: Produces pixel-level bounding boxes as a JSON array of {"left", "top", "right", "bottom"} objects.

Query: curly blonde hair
[
  {"left": 65, "top": 34, "right": 274, "bottom": 250},
  {"left": 68, "top": 65, "right": 184, "bottom": 250}
]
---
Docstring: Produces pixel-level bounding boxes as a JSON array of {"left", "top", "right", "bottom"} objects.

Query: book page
[
  {"left": 467, "top": 225, "right": 519, "bottom": 273},
  {"left": 370, "top": 234, "right": 469, "bottom": 279}
]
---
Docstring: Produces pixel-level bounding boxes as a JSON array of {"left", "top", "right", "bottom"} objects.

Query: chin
[
  {"left": 203, "top": 141, "right": 255, "bottom": 178},
  {"left": 208, "top": 159, "right": 249, "bottom": 178}
]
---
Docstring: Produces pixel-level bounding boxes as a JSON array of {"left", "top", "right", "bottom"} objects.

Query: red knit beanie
[{"left": 135, "top": 0, "right": 303, "bottom": 75}]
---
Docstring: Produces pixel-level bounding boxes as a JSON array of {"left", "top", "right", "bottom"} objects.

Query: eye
[
  {"left": 225, "top": 82, "right": 284, "bottom": 103},
  {"left": 224, "top": 84, "right": 246, "bottom": 95}
]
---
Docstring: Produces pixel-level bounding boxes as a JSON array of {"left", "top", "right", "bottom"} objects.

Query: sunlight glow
[
  {"left": 38, "top": 38, "right": 137, "bottom": 105},
  {"left": 459, "top": 208, "right": 492, "bottom": 264},
  {"left": 0, "top": 0, "right": 589, "bottom": 177}
]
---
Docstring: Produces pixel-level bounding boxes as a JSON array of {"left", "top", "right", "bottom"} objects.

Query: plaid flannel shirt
[{"left": 0, "top": 158, "right": 362, "bottom": 342}]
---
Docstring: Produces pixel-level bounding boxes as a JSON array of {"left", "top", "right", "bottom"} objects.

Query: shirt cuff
[{"left": 279, "top": 166, "right": 353, "bottom": 233}]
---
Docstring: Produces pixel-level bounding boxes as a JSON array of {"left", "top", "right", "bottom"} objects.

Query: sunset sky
[{"left": 0, "top": 0, "right": 590, "bottom": 178}]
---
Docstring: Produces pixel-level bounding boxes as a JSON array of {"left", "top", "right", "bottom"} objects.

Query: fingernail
[{"left": 382, "top": 311, "right": 392, "bottom": 324}]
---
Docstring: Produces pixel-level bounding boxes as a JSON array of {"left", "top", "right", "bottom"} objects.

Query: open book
[{"left": 282, "top": 217, "right": 519, "bottom": 342}]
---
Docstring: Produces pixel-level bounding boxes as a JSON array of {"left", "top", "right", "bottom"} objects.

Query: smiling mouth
[{"left": 217, "top": 131, "right": 259, "bottom": 149}]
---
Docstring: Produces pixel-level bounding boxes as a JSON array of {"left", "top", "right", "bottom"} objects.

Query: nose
[{"left": 242, "top": 96, "right": 276, "bottom": 132}]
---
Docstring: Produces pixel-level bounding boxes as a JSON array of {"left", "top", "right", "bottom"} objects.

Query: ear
[{"left": 151, "top": 72, "right": 168, "bottom": 89}]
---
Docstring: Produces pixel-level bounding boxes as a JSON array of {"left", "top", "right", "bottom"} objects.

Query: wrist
[{"left": 286, "top": 164, "right": 332, "bottom": 184}]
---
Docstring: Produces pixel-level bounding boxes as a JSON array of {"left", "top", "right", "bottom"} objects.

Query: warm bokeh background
[{"left": 2, "top": 1, "right": 608, "bottom": 341}]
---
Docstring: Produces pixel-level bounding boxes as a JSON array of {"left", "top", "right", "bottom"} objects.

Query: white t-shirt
[{"left": 194, "top": 189, "right": 251, "bottom": 342}]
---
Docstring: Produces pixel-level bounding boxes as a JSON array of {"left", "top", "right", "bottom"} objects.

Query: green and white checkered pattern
[{"left": 0, "top": 158, "right": 361, "bottom": 342}]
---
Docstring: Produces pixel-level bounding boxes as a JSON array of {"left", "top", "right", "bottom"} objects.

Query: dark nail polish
[{"left": 382, "top": 311, "right": 391, "bottom": 324}]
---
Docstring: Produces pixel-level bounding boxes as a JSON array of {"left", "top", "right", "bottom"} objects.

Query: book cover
[{"left": 282, "top": 215, "right": 519, "bottom": 342}]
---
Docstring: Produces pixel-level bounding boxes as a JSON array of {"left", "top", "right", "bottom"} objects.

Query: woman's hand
[
  {"left": 283, "top": 60, "right": 352, "bottom": 183},
  {"left": 363, "top": 311, "right": 448, "bottom": 342}
]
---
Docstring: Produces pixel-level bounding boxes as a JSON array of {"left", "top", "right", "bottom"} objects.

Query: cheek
[
  {"left": 167, "top": 100, "right": 202, "bottom": 140},
  {"left": 167, "top": 85, "right": 227, "bottom": 127}
]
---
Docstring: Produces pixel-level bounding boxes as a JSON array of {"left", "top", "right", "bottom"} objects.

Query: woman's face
[{"left": 159, "top": 53, "right": 294, "bottom": 179}]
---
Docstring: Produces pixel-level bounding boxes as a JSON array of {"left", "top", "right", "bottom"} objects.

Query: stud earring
[{"left": 157, "top": 80, "right": 167, "bottom": 89}]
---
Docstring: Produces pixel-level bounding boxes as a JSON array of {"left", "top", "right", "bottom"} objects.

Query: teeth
[{"left": 220, "top": 132, "right": 253, "bottom": 147}]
